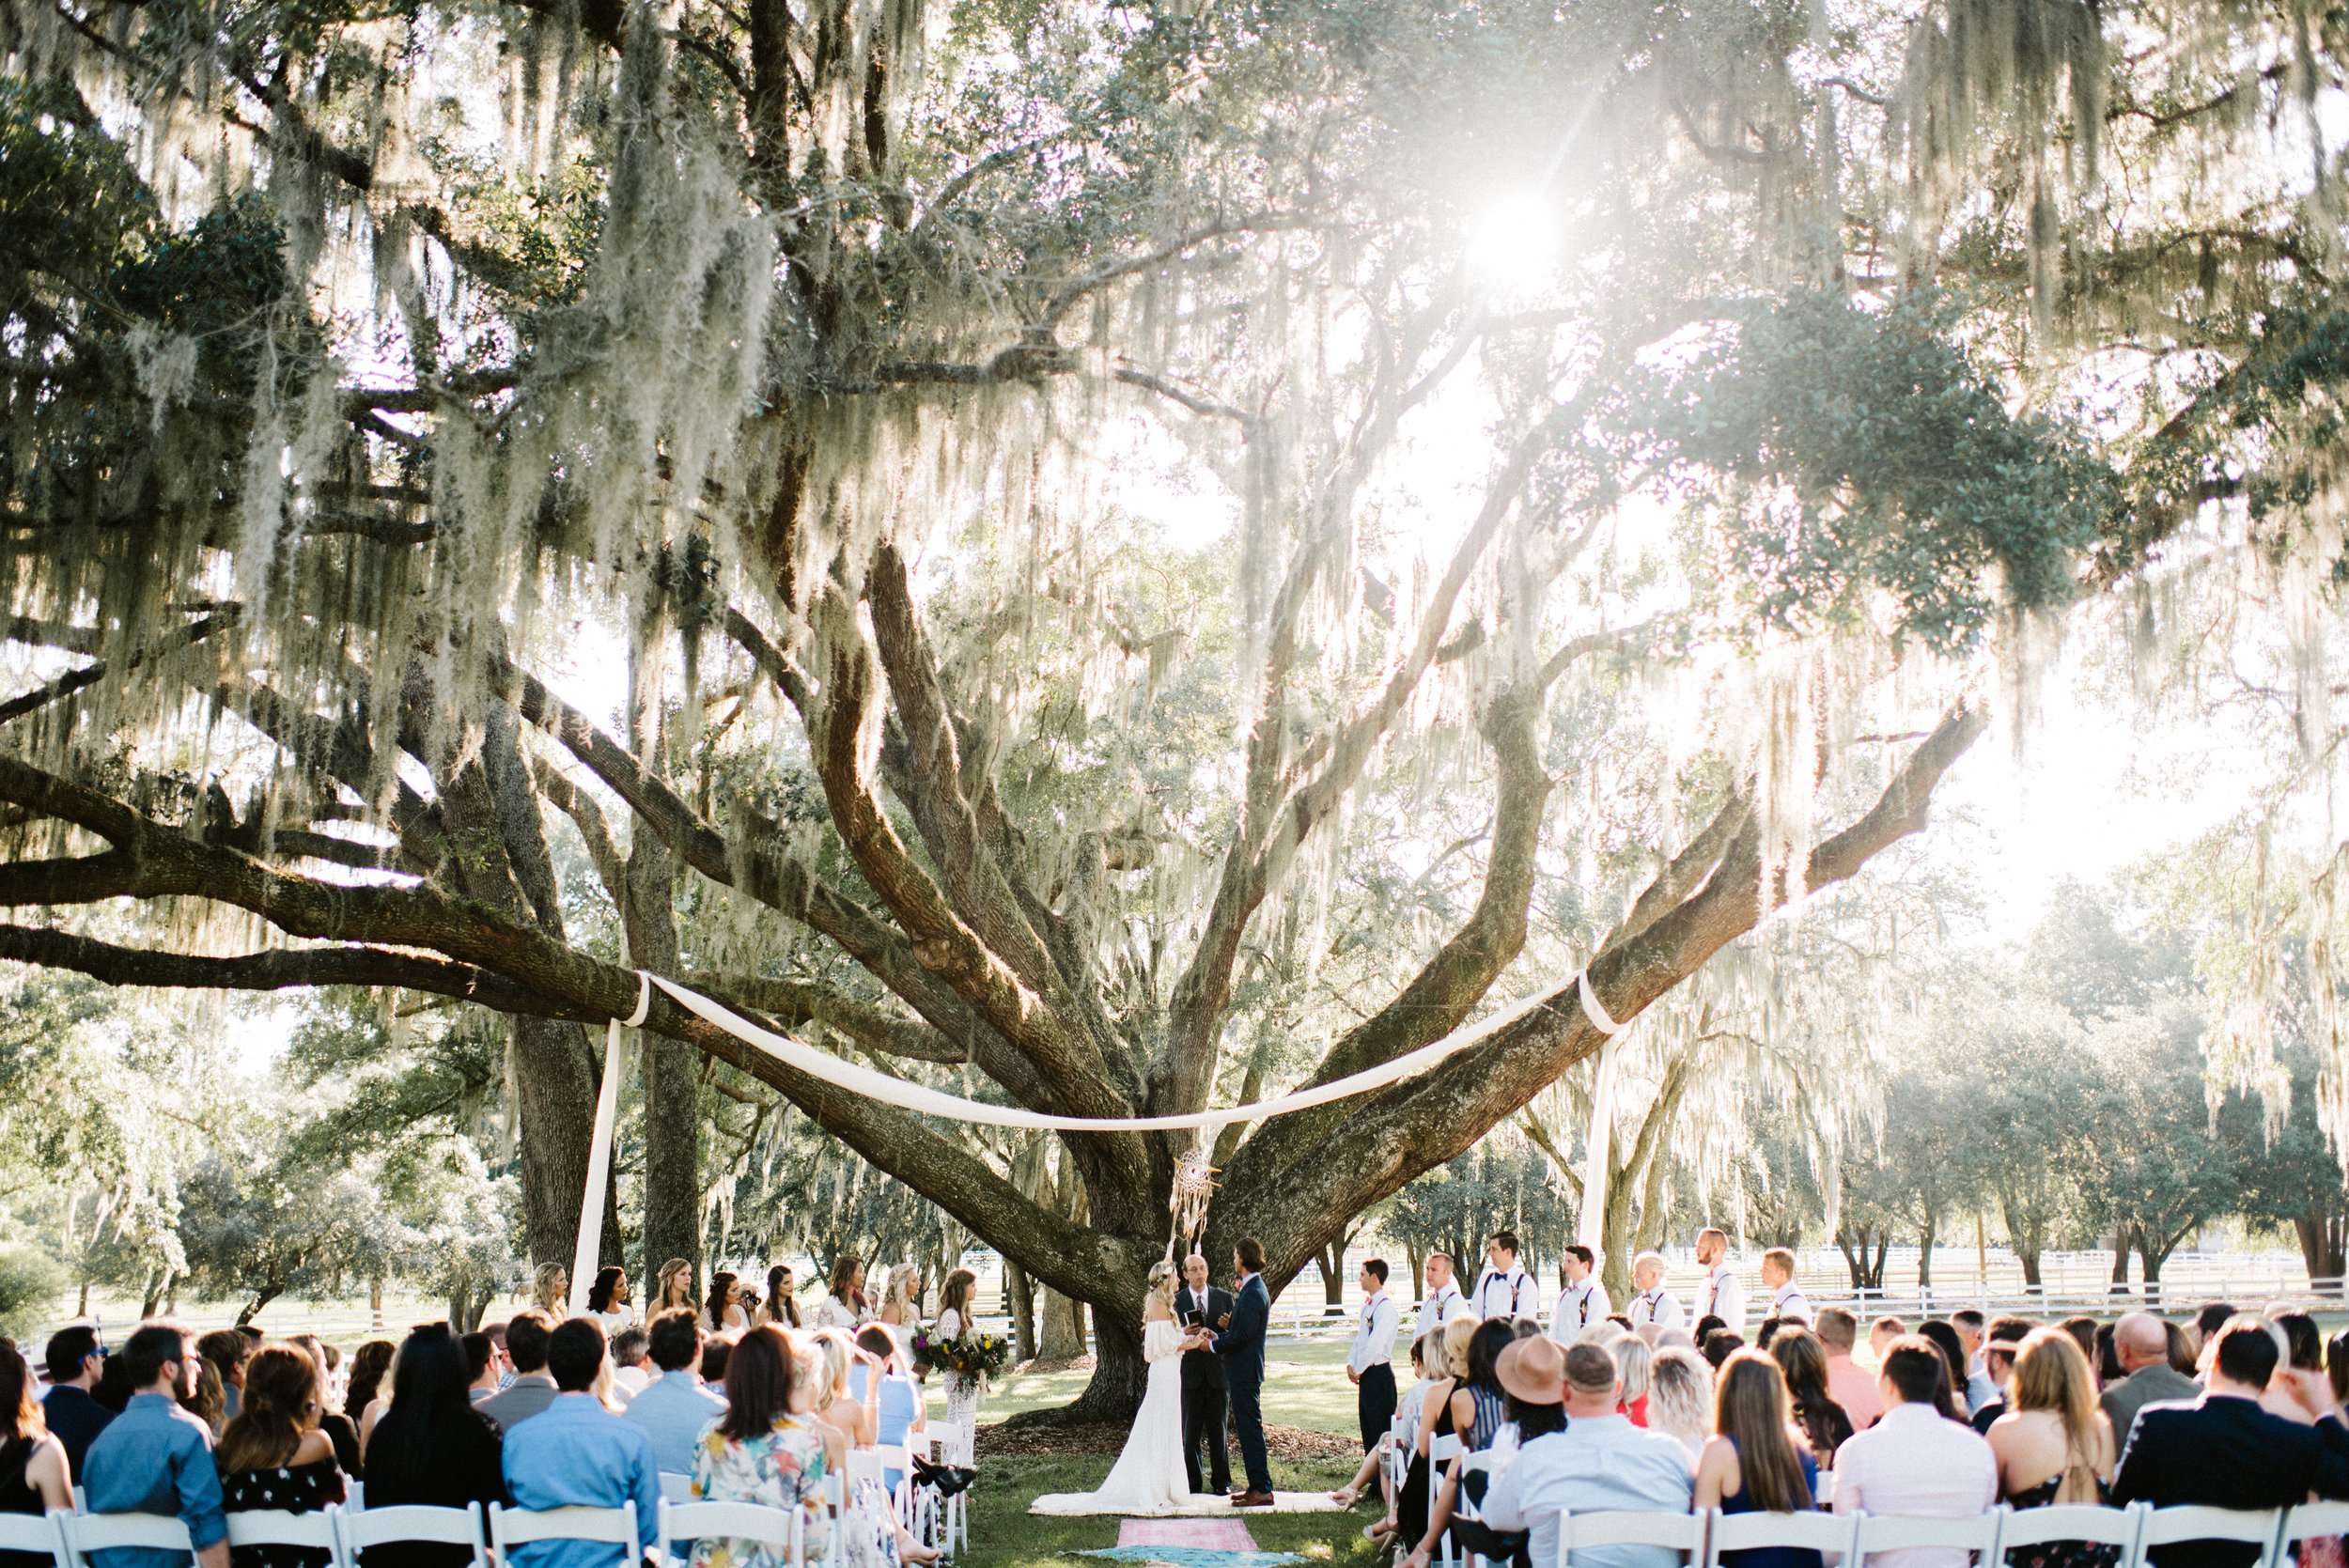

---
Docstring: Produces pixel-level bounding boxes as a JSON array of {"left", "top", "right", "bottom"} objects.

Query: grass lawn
[
  {"left": 959, "top": 1453, "right": 1378, "bottom": 1568},
  {"left": 981, "top": 1342, "right": 1376, "bottom": 1436}
]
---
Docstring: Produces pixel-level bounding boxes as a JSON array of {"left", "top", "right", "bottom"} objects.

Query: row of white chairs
[{"left": 1426, "top": 1499, "right": 2349, "bottom": 1568}]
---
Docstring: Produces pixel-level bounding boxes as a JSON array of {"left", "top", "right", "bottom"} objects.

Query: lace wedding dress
[{"left": 1030, "top": 1315, "right": 1214, "bottom": 1515}]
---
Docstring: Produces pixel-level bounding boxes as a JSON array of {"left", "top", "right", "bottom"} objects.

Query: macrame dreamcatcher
[{"left": 1167, "top": 1145, "right": 1218, "bottom": 1260}]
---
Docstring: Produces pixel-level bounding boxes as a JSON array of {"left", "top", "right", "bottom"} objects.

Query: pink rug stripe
[{"left": 1117, "top": 1519, "right": 1258, "bottom": 1550}]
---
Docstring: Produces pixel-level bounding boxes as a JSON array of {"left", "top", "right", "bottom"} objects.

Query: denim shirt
[
  {"left": 502, "top": 1394, "right": 661, "bottom": 1568},
  {"left": 620, "top": 1370, "right": 725, "bottom": 1477},
  {"left": 81, "top": 1393, "right": 228, "bottom": 1568}
]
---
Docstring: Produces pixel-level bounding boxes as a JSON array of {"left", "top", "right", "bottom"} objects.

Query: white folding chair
[
  {"left": 1566, "top": 1508, "right": 1711, "bottom": 1568},
  {"left": 1996, "top": 1502, "right": 2144, "bottom": 1568},
  {"left": 226, "top": 1508, "right": 345, "bottom": 1568},
  {"left": 335, "top": 1502, "right": 487, "bottom": 1568},
  {"left": 488, "top": 1503, "right": 640, "bottom": 1568},
  {"left": 1448, "top": 1453, "right": 1503, "bottom": 1568},
  {"left": 658, "top": 1498, "right": 800, "bottom": 1568},
  {"left": 0, "top": 1510, "right": 70, "bottom": 1568},
  {"left": 345, "top": 1483, "right": 365, "bottom": 1515},
  {"left": 915, "top": 1428, "right": 969, "bottom": 1557},
  {"left": 1852, "top": 1512, "right": 2005, "bottom": 1568},
  {"left": 1383, "top": 1416, "right": 1408, "bottom": 1505},
  {"left": 1429, "top": 1432, "right": 1466, "bottom": 1568},
  {"left": 2130, "top": 1507, "right": 2284, "bottom": 1568},
  {"left": 2279, "top": 1504, "right": 2349, "bottom": 1568},
  {"left": 63, "top": 1513, "right": 197, "bottom": 1568},
  {"left": 658, "top": 1476, "right": 695, "bottom": 1507}
]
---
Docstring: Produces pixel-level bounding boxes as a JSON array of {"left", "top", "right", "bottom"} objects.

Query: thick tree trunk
[
  {"left": 2109, "top": 1230, "right": 2133, "bottom": 1295},
  {"left": 513, "top": 1014, "right": 600, "bottom": 1267},
  {"left": 1317, "top": 1238, "right": 1346, "bottom": 1314},
  {"left": 1039, "top": 1288, "right": 1087, "bottom": 1357},
  {"left": 1005, "top": 1262, "right": 1036, "bottom": 1358},
  {"left": 2295, "top": 1205, "right": 2348, "bottom": 1295},
  {"left": 1916, "top": 1212, "right": 1936, "bottom": 1291}
]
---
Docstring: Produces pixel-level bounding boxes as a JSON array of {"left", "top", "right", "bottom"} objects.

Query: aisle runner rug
[
  {"left": 1068, "top": 1548, "right": 1306, "bottom": 1568},
  {"left": 1119, "top": 1520, "right": 1260, "bottom": 1550},
  {"left": 1031, "top": 1491, "right": 1343, "bottom": 1517}
]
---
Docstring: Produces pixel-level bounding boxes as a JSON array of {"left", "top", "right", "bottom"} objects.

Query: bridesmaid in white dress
[{"left": 1031, "top": 1260, "right": 1218, "bottom": 1515}]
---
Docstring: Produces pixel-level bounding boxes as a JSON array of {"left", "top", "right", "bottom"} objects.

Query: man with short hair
[
  {"left": 1691, "top": 1229, "right": 1744, "bottom": 1330},
  {"left": 1548, "top": 1245, "right": 1610, "bottom": 1343},
  {"left": 609, "top": 1327, "right": 651, "bottom": 1401},
  {"left": 1417, "top": 1253, "right": 1465, "bottom": 1340},
  {"left": 622, "top": 1309, "right": 725, "bottom": 1475},
  {"left": 1967, "top": 1318, "right": 2036, "bottom": 1434},
  {"left": 2101, "top": 1312, "right": 2198, "bottom": 1447},
  {"left": 1626, "top": 1251, "right": 1684, "bottom": 1330},
  {"left": 503, "top": 1319, "right": 661, "bottom": 1568},
  {"left": 1483, "top": 1341, "right": 1693, "bottom": 1568},
  {"left": 1471, "top": 1232, "right": 1538, "bottom": 1321},
  {"left": 1346, "top": 1258, "right": 1399, "bottom": 1455},
  {"left": 1950, "top": 1309, "right": 1998, "bottom": 1412},
  {"left": 478, "top": 1309, "right": 561, "bottom": 1429},
  {"left": 2190, "top": 1302, "right": 2237, "bottom": 1355},
  {"left": 80, "top": 1322, "right": 229, "bottom": 1568},
  {"left": 1869, "top": 1315, "right": 1907, "bottom": 1357},
  {"left": 193, "top": 1330, "right": 249, "bottom": 1421},
  {"left": 1175, "top": 1253, "right": 1233, "bottom": 1497},
  {"left": 1831, "top": 1338, "right": 1999, "bottom": 1568},
  {"left": 462, "top": 1332, "right": 502, "bottom": 1404},
  {"left": 1760, "top": 1249, "right": 1811, "bottom": 1323},
  {"left": 2113, "top": 1317, "right": 2349, "bottom": 1568},
  {"left": 41, "top": 1325, "right": 114, "bottom": 1476},
  {"left": 1814, "top": 1308, "right": 1882, "bottom": 1431},
  {"left": 1203, "top": 1237, "right": 1274, "bottom": 1506},
  {"left": 483, "top": 1321, "right": 515, "bottom": 1389}
]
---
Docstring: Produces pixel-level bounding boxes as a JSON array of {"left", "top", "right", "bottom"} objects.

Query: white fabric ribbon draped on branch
[
  {"left": 1574, "top": 970, "right": 1631, "bottom": 1253},
  {"left": 570, "top": 966, "right": 1632, "bottom": 1296}
]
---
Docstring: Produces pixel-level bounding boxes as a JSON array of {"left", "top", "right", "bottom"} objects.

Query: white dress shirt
[
  {"left": 1626, "top": 1286, "right": 1685, "bottom": 1329},
  {"left": 1768, "top": 1281, "right": 1813, "bottom": 1322},
  {"left": 1548, "top": 1279, "right": 1611, "bottom": 1342},
  {"left": 1831, "top": 1404, "right": 1999, "bottom": 1568},
  {"left": 1694, "top": 1262, "right": 1744, "bottom": 1328},
  {"left": 1348, "top": 1287, "right": 1399, "bottom": 1374},
  {"left": 1418, "top": 1282, "right": 1467, "bottom": 1340},
  {"left": 1472, "top": 1264, "right": 1539, "bottom": 1321}
]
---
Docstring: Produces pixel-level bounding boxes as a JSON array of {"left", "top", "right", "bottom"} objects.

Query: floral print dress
[{"left": 691, "top": 1417, "right": 831, "bottom": 1568}]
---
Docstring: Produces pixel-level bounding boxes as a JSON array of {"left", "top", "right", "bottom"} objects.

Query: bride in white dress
[{"left": 1031, "top": 1260, "right": 1221, "bottom": 1515}]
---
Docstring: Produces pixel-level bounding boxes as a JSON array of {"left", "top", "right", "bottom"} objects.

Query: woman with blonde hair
[
  {"left": 653, "top": 1258, "right": 696, "bottom": 1313},
  {"left": 1987, "top": 1330, "right": 2121, "bottom": 1568},
  {"left": 1031, "top": 1259, "right": 1198, "bottom": 1514},
  {"left": 533, "top": 1262, "right": 568, "bottom": 1316},
  {"left": 1646, "top": 1345, "right": 1715, "bottom": 1464},
  {"left": 217, "top": 1348, "right": 346, "bottom": 1568},
  {"left": 1694, "top": 1351, "right": 1822, "bottom": 1568},
  {"left": 1614, "top": 1335, "right": 1654, "bottom": 1424},
  {"left": 1386, "top": 1317, "right": 1477, "bottom": 1548}
]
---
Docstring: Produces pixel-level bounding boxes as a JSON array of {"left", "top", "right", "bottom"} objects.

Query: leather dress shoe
[{"left": 1233, "top": 1489, "right": 1275, "bottom": 1508}]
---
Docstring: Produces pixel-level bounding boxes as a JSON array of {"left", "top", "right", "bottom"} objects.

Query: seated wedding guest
[
  {"left": 280, "top": 1336, "right": 361, "bottom": 1479},
  {"left": 216, "top": 1348, "right": 344, "bottom": 1568},
  {"left": 2189, "top": 1304, "right": 2237, "bottom": 1358},
  {"left": 1481, "top": 1341, "right": 1691, "bottom": 1568},
  {"left": 361, "top": 1325, "right": 507, "bottom": 1568},
  {"left": 2114, "top": 1316, "right": 2349, "bottom": 1568},
  {"left": 1330, "top": 1335, "right": 1430, "bottom": 1517},
  {"left": 40, "top": 1326, "right": 114, "bottom": 1478},
  {"left": 1390, "top": 1319, "right": 1476, "bottom": 1552},
  {"left": 699, "top": 1340, "right": 732, "bottom": 1391},
  {"left": 478, "top": 1312, "right": 560, "bottom": 1430},
  {"left": 2057, "top": 1317, "right": 2101, "bottom": 1376},
  {"left": 624, "top": 1310, "right": 725, "bottom": 1476},
  {"left": 2267, "top": 1313, "right": 2326, "bottom": 1424},
  {"left": 2094, "top": 1324, "right": 2124, "bottom": 1389},
  {"left": 1869, "top": 1316, "right": 1907, "bottom": 1358},
  {"left": 342, "top": 1342, "right": 394, "bottom": 1428},
  {"left": 610, "top": 1328, "right": 652, "bottom": 1400},
  {"left": 1915, "top": 1322, "right": 1973, "bottom": 1419},
  {"left": 462, "top": 1333, "right": 502, "bottom": 1404},
  {"left": 1968, "top": 1320, "right": 2036, "bottom": 1434},
  {"left": 858, "top": 1326, "right": 927, "bottom": 1483},
  {"left": 1988, "top": 1330, "right": 2118, "bottom": 1568},
  {"left": 501, "top": 1321, "right": 659, "bottom": 1568},
  {"left": 1769, "top": 1327, "right": 1854, "bottom": 1468},
  {"left": 1703, "top": 1331, "right": 1745, "bottom": 1371},
  {"left": 195, "top": 1334, "right": 252, "bottom": 1424},
  {"left": 182, "top": 1359, "right": 226, "bottom": 1436},
  {"left": 1696, "top": 1351, "right": 1821, "bottom": 1568},
  {"left": 1646, "top": 1347, "right": 1714, "bottom": 1466},
  {"left": 0, "top": 1338, "right": 71, "bottom": 1560},
  {"left": 688, "top": 1327, "right": 830, "bottom": 1568},
  {"left": 82, "top": 1323, "right": 228, "bottom": 1568},
  {"left": 2100, "top": 1314, "right": 2197, "bottom": 1448},
  {"left": 1815, "top": 1309, "right": 1882, "bottom": 1432},
  {"left": 1831, "top": 1339, "right": 1998, "bottom": 1568},
  {"left": 1615, "top": 1335, "right": 1654, "bottom": 1426}
]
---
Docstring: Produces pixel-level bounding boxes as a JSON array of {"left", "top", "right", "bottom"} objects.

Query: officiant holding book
[{"left": 1176, "top": 1252, "right": 1235, "bottom": 1495}]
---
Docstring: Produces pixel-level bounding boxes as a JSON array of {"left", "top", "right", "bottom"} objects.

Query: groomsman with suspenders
[
  {"left": 1471, "top": 1231, "right": 1540, "bottom": 1321},
  {"left": 1626, "top": 1250, "right": 1686, "bottom": 1329},
  {"left": 1691, "top": 1228, "right": 1744, "bottom": 1330},
  {"left": 1548, "top": 1245, "right": 1610, "bottom": 1342},
  {"left": 1418, "top": 1253, "right": 1467, "bottom": 1340},
  {"left": 1346, "top": 1258, "right": 1400, "bottom": 1454}
]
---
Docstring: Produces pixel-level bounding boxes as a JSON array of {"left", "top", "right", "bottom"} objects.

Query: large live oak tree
[{"left": 2, "top": 0, "right": 2343, "bottom": 1418}]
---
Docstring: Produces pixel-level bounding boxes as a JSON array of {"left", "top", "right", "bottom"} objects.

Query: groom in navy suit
[{"left": 1202, "top": 1236, "right": 1274, "bottom": 1506}]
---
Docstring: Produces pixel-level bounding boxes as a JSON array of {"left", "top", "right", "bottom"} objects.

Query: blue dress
[
  {"left": 1719, "top": 1442, "right": 1824, "bottom": 1568},
  {"left": 875, "top": 1374, "right": 919, "bottom": 1491}
]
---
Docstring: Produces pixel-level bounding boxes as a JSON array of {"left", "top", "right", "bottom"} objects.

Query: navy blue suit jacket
[{"left": 1212, "top": 1273, "right": 1269, "bottom": 1388}]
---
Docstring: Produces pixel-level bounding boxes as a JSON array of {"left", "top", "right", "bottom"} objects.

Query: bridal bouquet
[{"left": 910, "top": 1325, "right": 1014, "bottom": 1380}]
